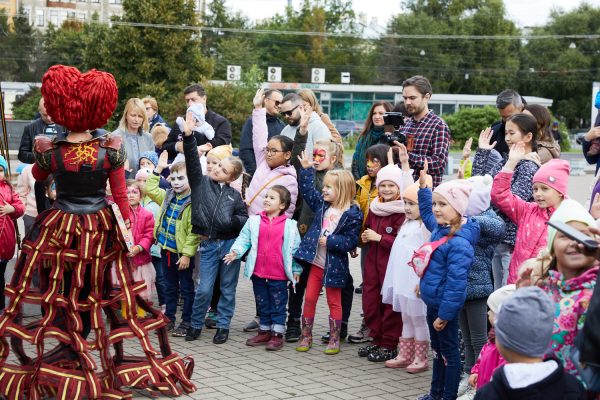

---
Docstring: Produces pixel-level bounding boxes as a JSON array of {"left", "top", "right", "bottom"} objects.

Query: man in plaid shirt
[{"left": 399, "top": 75, "right": 450, "bottom": 188}]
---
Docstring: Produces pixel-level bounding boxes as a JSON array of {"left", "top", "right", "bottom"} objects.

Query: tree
[
  {"left": 11, "top": 86, "right": 41, "bottom": 120},
  {"left": 520, "top": 4, "right": 600, "bottom": 128},
  {"left": 378, "top": 0, "right": 520, "bottom": 92},
  {"left": 0, "top": 6, "right": 43, "bottom": 81}
]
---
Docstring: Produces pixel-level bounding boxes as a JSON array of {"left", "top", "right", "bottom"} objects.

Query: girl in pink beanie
[
  {"left": 491, "top": 143, "right": 569, "bottom": 284},
  {"left": 358, "top": 145, "right": 414, "bottom": 363}
]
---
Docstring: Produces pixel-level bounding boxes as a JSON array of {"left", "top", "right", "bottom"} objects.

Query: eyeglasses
[
  {"left": 267, "top": 98, "right": 281, "bottom": 106},
  {"left": 264, "top": 147, "right": 286, "bottom": 155},
  {"left": 280, "top": 105, "right": 299, "bottom": 117}
]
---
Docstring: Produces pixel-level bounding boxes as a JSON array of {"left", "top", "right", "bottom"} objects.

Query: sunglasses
[
  {"left": 281, "top": 105, "right": 299, "bottom": 117},
  {"left": 267, "top": 97, "right": 281, "bottom": 106}
]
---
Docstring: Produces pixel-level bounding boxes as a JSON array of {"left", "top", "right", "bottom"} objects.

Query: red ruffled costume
[{"left": 0, "top": 65, "right": 196, "bottom": 399}]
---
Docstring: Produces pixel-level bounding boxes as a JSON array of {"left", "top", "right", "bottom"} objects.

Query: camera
[{"left": 383, "top": 112, "right": 406, "bottom": 145}]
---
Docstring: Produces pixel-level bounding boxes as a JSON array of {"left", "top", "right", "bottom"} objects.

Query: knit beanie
[
  {"left": 375, "top": 164, "right": 404, "bottom": 191},
  {"left": 486, "top": 284, "right": 516, "bottom": 315},
  {"left": 402, "top": 176, "right": 433, "bottom": 203},
  {"left": 433, "top": 180, "right": 472, "bottom": 216},
  {"left": 532, "top": 159, "right": 570, "bottom": 197},
  {"left": 0, "top": 155, "right": 8, "bottom": 172},
  {"left": 495, "top": 286, "right": 555, "bottom": 358},
  {"left": 465, "top": 175, "right": 493, "bottom": 217},
  {"left": 207, "top": 145, "right": 233, "bottom": 161},
  {"left": 546, "top": 198, "right": 597, "bottom": 254},
  {"left": 139, "top": 151, "right": 158, "bottom": 168},
  {"left": 135, "top": 168, "right": 152, "bottom": 181}
]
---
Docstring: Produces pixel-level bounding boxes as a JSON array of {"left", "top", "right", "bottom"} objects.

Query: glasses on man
[
  {"left": 281, "top": 105, "right": 299, "bottom": 117},
  {"left": 264, "top": 147, "right": 286, "bottom": 155},
  {"left": 267, "top": 98, "right": 281, "bottom": 106}
]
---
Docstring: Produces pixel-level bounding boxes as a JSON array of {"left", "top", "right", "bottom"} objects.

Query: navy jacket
[
  {"left": 418, "top": 187, "right": 480, "bottom": 321},
  {"left": 294, "top": 167, "right": 362, "bottom": 288},
  {"left": 239, "top": 112, "right": 284, "bottom": 176},
  {"left": 467, "top": 208, "right": 505, "bottom": 301}
]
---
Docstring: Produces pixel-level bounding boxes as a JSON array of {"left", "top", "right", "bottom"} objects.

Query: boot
[
  {"left": 406, "top": 340, "right": 429, "bottom": 373},
  {"left": 385, "top": 337, "right": 415, "bottom": 368},
  {"left": 295, "top": 317, "right": 314, "bottom": 352},
  {"left": 324, "top": 316, "right": 342, "bottom": 355}
]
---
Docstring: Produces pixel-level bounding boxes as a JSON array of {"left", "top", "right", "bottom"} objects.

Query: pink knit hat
[
  {"left": 375, "top": 164, "right": 404, "bottom": 190},
  {"left": 532, "top": 159, "right": 570, "bottom": 197},
  {"left": 433, "top": 180, "right": 472, "bottom": 216}
]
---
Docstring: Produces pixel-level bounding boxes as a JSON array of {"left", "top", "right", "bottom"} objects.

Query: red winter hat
[
  {"left": 532, "top": 159, "right": 570, "bottom": 197},
  {"left": 41, "top": 65, "right": 118, "bottom": 132}
]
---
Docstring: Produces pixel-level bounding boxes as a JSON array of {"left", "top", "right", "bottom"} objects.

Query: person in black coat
[
  {"left": 489, "top": 89, "right": 525, "bottom": 158},
  {"left": 162, "top": 84, "right": 232, "bottom": 159},
  {"left": 18, "top": 98, "right": 67, "bottom": 164},
  {"left": 239, "top": 89, "right": 284, "bottom": 175}
]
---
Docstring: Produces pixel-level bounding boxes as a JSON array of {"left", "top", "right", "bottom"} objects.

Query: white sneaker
[
  {"left": 457, "top": 374, "right": 470, "bottom": 397},
  {"left": 457, "top": 386, "right": 475, "bottom": 400}
]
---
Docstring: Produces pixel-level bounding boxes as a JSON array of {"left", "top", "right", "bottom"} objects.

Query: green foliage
[
  {"left": 11, "top": 86, "right": 41, "bottom": 120},
  {"left": 443, "top": 106, "right": 499, "bottom": 148},
  {"left": 0, "top": 6, "right": 44, "bottom": 81},
  {"left": 203, "top": 65, "right": 264, "bottom": 146}
]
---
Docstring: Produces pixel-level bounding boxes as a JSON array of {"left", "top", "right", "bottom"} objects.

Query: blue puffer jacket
[
  {"left": 418, "top": 188, "right": 480, "bottom": 321},
  {"left": 467, "top": 208, "right": 505, "bottom": 301},
  {"left": 294, "top": 167, "right": 363, "bottom": 288}
]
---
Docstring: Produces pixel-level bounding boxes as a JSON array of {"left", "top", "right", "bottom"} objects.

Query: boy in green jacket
[{"left": 146, "top": 153, "right": 200, "bottom": 337}]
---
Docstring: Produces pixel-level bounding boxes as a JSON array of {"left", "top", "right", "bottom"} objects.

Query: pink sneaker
[
  {"left": 266, "top": 333, "right": 284, "bottom": 351},
  {"left": 246, "top": 330, "right": 271, "bottom": 346}
]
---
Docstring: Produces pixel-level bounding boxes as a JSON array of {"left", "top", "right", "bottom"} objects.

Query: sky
[{"left": 226, "top": 0, "right": 600, "bottom": 28}]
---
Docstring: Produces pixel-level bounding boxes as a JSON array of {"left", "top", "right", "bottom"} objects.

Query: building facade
[{"left": 16, "top": 0, "right": 123, "bottom": 30}]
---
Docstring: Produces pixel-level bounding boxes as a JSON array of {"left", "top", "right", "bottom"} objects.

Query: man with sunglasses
[
  {"left": 239, "top": 89, "right": 285, "bottom": 176},
  {"left": 279, "top": 93, "right": 331, "bottom": 157}
]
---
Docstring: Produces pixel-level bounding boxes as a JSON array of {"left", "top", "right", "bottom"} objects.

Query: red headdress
[{"left": 41, "top": 65, "right": 118, "bottom": 132}]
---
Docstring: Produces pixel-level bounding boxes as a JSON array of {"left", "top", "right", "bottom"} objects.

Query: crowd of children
[{"left": 3, "top": 91, "right": 600, "bottom": 400}]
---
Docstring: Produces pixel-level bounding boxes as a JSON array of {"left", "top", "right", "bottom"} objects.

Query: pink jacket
[
  {"left": 253, "top": 212, "right": 287, "bottom": 280},
  {"left": 129, "top": 205, "right": 155, "bottom": 267},
  {"left": 246, "top": 108, "right": 298, "bottom": 218},
  {"left": 471, "top": 330, "right": 506, "bottom": 389},
  {"left": 491, "top": 170, "right": 555, "bottom": 284},
  {"left": 0, "top": 180, "right": 25, "bottom": 260},
  {"left": 16, "top": 165, "right": 37, "bottom": 218}
]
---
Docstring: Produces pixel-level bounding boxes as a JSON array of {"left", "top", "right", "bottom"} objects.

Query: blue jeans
[
  {"left": 152, "top": 255, "right": 166, "bottom": 306},
  {"left": 492, "top": 243, "right": 513, "bottom": 290},
  {"left": 252, "top": 276, "right": 288, "bottom": 334},
  {"left": 162, "top": 250, "right": 195, "bottom": 324},
  {"left": 427, "top": 307, "right": 461, "bottom": 400},
  {"left": 191, "top": 239, "right": 241, "bottom": 330}
]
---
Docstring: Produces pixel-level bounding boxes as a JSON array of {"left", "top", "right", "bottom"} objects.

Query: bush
[
  {"left": 11, "top": 86, "right": 41, "bottom": 120},
  {"left": 442, "top": 106, "right": 499, "bottom": 150}
]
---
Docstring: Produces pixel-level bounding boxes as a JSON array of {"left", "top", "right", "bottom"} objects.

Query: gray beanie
[{"left": 495, "top": 286, "right": 555, "bottom": 358}]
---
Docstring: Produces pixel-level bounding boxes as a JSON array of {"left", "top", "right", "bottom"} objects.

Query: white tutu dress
[{"left": 381, "top": 219, "right": 430, "bottom": 315}]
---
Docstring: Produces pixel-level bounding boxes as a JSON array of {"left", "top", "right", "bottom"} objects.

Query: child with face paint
[
  {"left": 285, "top": 137, "right": 344, "bottom": 342},
  {"left": 222, "top": 185, "right": 303, "bottom": 351},
  {"left": 348, "top": 143, "right": 390, "bottom": 344},
  {"left": 246, "top": 89, "right": 298, "bottom": 219},
  {"left": 417, "top": 162, "right": 480, "bottom": 400},
  {"left": 294, "top": 151, "right": 363, "bottom": 355},
  {"left": 124, "top": 180, "right": 156, "bottom": 305},
  {"left": 358, "top": 145, "right": 415, "bottom": 363},
  {"left": 138, "top": 150, "right": 171, "bottom": 189},
  {"left": 178, "top": 113, "right": 249, "bottom": 345},
  {"left": 145, "top": 151, "right": 201, "bottom": 337},
  {"left": 382, "top": 176, "right": 433, "bottom": 372}
]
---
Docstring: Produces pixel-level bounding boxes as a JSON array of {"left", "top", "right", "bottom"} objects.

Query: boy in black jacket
[
  {"left": 475, "top": 286, "right": 585, "bottom": 400},
  {"left": 178, "top": 113, "right": 248, "bottom": 345}
]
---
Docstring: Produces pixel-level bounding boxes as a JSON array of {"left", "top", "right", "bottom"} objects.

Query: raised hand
[
  {"left": 197, "top": 143, "right": 213, "bottom": 155},
  {"left": 182, "top": 111, "right": 196, "bottom": 136},
  {"left": 478, "top": 127, "right": 496, "bottom": 150},
  {"left": 508, "top": 142, "right": 527, "bottom": 163},
  {"left": 297, "top": 150, "right": 314, "bottom": 169},
  {"left": 156, "top": 150, "right": 169, "bottom": 173},
  {"left": 298, "top": 104, "right": 313, "bottom": 134},
  {"left": 223, "top": 250, "right": 238, "bottom": 265},
  {"left": 419, "top": 159, "right": 429, "bottom": 188},
  {"left": 253, "top": 88, "right": 265, "bottom": 109},
  {"left": 462, "top": 137, "right": 473, "bottom": 159},
  {"left": 396, "top": 142, "right": 410, "bottom": 171}
]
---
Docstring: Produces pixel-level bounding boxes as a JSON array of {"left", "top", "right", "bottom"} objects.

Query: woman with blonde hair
[
  {"left": 113, "top": 98, "right": 155, "bottom": 178},
  {"left": 298, "top": 89, "right": 342, "bottom": 144}
]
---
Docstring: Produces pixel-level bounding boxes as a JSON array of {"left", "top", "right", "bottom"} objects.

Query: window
[
  {"left": 429, "top": 103, "right": 442, "bottom": 115},
  {"left": 35, "top": 9, "right": 44, "bottom": 26},
  {"left": 441, "top": 104, "right": 456, "bottom": 115},
  {"left": 353, "top": 92, "right": 374, "bottom": 101},
  {"left": 109, "top": 0, "right": 122, "bottom": 4},
  {"left": 331, "top": 92, "right": 351, "bottom": 100},
  {"left": 77, "top": 12, "right": 86, "bottom": 21},
  {"left": 48, "top": 10, "right": 59, "bottom": 26}
]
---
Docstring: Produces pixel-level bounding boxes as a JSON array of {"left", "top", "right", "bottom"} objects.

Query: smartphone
[{"left": 547, "top": 221, "right": 599, "bottom": 250}]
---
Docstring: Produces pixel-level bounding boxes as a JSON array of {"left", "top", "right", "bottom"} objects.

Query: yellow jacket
[{"left": 356, "top": 174, "right": 378, "bottom": 227}]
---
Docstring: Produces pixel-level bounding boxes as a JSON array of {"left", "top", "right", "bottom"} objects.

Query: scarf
[
  {"left": 369, "top": 197, "right": 405, "bottom": 217},
  {"left": 353, "top": 126, "right": 385, "bottom": 178}
]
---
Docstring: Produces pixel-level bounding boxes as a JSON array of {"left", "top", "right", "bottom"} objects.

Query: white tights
[{"left": 401, "top": 313, "right": 430, "bottom": 341}]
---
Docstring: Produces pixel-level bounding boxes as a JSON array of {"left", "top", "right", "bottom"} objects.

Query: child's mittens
[
  {"left": 176, "top": 116, "right": 186, "bottom": 133},
  {"left": 196, "top": 121, "right": 215, "bottom": 140}
]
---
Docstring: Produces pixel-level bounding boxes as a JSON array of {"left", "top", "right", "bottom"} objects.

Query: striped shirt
[{"left": 156, "top": 194, "right": 190, "bottom": 253}]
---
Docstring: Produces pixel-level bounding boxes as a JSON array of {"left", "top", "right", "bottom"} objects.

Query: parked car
[
  {"left": 573, "top": 130, "right": 589, "bottom": 145},
  {"left": 332, "top": 120, "right": 356, "bottom": 137}
]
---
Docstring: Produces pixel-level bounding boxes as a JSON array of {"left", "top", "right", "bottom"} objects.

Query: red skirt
[{"left": 0, "top": 207, "right": 196, "bottom": 399}]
